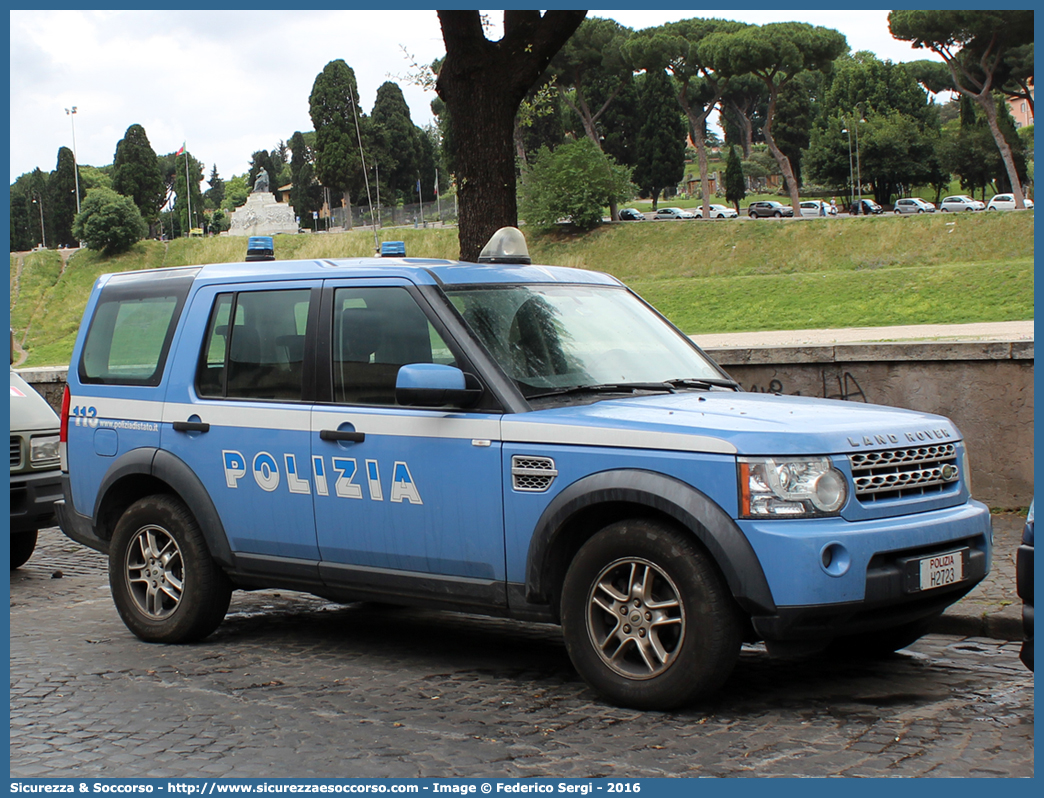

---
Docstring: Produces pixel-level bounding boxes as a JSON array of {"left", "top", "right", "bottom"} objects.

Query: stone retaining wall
[{"left": 17, "top": 338, "right": 1033, "bottom": 506}]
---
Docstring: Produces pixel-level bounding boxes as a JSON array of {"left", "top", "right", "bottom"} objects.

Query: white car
[
  {"left": 986, "top": 193, "right": 1034, "bottom": 211},
  {"left": 893, "top": 197, "right": 936, "bottom": 214},
  {"left": 653, "top": 207, "right": 696, "bottom": 220},
  {"left": 940, "top": 195, "right": 985, "bottom": 212},
  {"left": 694, "top": 204, "right": 738, "bottom": 219},
  {"left": 798, "top": 200, "right": 837, "bottom": 218}
]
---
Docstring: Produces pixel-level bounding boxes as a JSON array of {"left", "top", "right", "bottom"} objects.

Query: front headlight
[
  {"left": 30, "top": 434, "right": 60, "bottom": 465},
  {"left": 739, "top": 456, "right": 848, "bottom": 518}
]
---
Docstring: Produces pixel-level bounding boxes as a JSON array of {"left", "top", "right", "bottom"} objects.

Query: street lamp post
[
  {"left": 842, "top": 124, "right": 855, "bottom": 213},
  {"left": 853, "top": 116, "right": 863, "bottom": 214},
  {"left": 32, "top": 194, "right": 46, "bottom": 248},
  {"left": 842, "top": 113, "right": 864, "bottom": 215},
  {"left": 65, "top": 106, "right": 81, "bottom": 218}
]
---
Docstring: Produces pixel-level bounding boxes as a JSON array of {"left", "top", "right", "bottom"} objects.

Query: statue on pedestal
[{"left": 252, "top": 169, "right": 271, "bottom": 194}]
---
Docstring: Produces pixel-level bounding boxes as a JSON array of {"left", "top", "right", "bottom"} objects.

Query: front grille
[
  {"left": 512, "top": 456, "right": 558, "bottom": 492},
  {"left": 10, "top": 436, "right": 22, "bottom": 469},
  {"left": 850, "top": 444, "right": 960, "bottom": 502}
]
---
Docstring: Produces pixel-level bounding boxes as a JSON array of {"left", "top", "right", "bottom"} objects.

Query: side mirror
[{"left": 396, "top": 364, "right": 482, "bottom": 408}]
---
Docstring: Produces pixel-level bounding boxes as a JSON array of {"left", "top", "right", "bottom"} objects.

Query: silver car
[
  {"left": 893, "top": 197, "right": 936, "bottom": 214},
  {"left": 940, "top": 195, "right": 985, "bottom": 212},
  {"left": 653, "top": 207, "right": 696, "bottom": 220}
]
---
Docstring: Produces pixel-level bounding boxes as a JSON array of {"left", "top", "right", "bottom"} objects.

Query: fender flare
[
  {"left": 525, "top": 469, "right": 776, "bottom": 615},
  {"left": 94, "top": 447, "right": 234, "bottom": 568}
]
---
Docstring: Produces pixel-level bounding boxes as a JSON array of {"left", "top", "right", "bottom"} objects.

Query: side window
[
  {"left": 196, "top": 289, "right": 311, "bottom": 401},
  {"left": 332, "top": 286, "right": 457, "bottom": 405}
]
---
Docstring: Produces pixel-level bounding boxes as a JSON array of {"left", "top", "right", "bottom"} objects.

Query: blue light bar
[{"left": 380, "top": 241, "right": 406, "bottom": 257}]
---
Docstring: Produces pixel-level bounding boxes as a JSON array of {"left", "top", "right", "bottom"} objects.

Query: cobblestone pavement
[{"left": 11, "top": 527, "right": 1033, "bottom": 779}]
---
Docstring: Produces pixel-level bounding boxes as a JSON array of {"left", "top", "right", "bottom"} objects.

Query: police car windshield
[{"left": 446, "top": 284, "right": 726, "bottom": 399}]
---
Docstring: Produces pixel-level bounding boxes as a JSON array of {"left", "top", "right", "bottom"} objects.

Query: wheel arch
[
  {"left": 525, "top": 469, "right": 776, "bottom": 618},
  {"left": 93, "top": 447, "right": 234, "bottom": 568}
]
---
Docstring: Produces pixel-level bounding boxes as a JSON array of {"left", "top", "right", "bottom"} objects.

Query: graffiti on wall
[{"left": 745, "top": 371, "right": 869, "bottom": 402}]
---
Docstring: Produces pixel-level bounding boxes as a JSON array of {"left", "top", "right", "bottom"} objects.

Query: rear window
[{"left": 79, "top": 269, "right": 198, "bottom": 386}]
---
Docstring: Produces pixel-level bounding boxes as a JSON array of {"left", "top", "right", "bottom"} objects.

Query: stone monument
[{"left": 227, "top": 169, "right": 298, "bottom": 236}]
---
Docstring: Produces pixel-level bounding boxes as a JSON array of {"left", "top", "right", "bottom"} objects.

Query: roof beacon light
[
  {"left": 477, "top": 226, "right": 531, "bottom": 265},
  {"left": 380, "top": 241, "right": 406, "bottom": 257}
]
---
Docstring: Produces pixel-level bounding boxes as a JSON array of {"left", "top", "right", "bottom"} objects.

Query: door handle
[
  {"left": 319, "top": 429, "right": 365, "bottom": 443},
  {"left": 172, "top": 421, "right": 210, "bottom": 433}
]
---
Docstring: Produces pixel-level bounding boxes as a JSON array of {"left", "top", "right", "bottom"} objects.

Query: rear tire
[
  {"left": 560, "top": 519, "right": 742, "bottom": 710},
  {"left": 109, "top": 495, "right": 232, "bottom": 643},
  {"left": 10, "top": 530, "right": 38, "bottom": 569}
]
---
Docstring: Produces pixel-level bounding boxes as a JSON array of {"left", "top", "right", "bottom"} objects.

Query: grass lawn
[{"left": 11, "top": 210, "right": 1033, "bottom": 367}]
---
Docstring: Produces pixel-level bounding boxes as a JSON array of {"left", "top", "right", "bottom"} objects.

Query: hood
[
  {"left": 10, "top": 370, "right": 60, "bottom": 431},
  {"left": 502, "top": 391, "right": 959, "bottom": 456}
]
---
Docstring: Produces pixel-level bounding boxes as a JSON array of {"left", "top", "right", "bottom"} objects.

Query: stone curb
[{"left": 931, "top": 610, "right": 1025, "bottom": 641}]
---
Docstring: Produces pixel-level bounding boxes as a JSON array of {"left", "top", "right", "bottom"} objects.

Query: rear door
[{"left": 161, "top": 281, "right": 321, "bottom": 562}]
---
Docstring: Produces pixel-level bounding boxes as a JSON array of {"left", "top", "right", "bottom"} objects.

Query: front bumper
[
  {"left": 10, "top": 467, "right": 63, "bottom": 534},
  {"left": 742, "top": 500, "right": 992, "bottom": 641}
]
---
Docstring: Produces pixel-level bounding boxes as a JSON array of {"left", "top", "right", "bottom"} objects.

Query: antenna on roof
[{"left": 348, "top": 82, "right": 380, "bottom": 255}]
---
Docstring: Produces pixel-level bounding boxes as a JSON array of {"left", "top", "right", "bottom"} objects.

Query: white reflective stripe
[
  {"left": 312, "top": 408, "right": 501, "bottom": 441},
  {"left": 163, "top": 402, "right": 312, "bottom": 431},
  {"left": 501, "top": 420, "right": 737, "bottom": 455}
]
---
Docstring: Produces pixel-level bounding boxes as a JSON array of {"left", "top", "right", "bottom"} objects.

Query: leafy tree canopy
[{"left": 112, "top": 124, "right": 165, "bottom": 223}]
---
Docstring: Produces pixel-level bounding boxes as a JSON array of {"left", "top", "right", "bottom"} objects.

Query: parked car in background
[
  {"left": 799, "top": 200, "right": 836, "bottom": 218},
  {"left": 747, "top": 201, "right": 793, "bottom": 218},
  {"left": 695, "top": 204, "right": 739, "bottom": 219},
  {"left": 940, "top": 195, "right": 985, "bottom": 212},
  {"left": 1018, "top": 501, "right": 1033, "bottom": 671},
  {"left": 986, "top": 194, "right": 1034, "bottom": 211},
  {"left": 618, "top": 208, "right": 646, "bottom": 221},
  {"left": 653, "top": 207, "right": 696, "bottom": 220},
  {"left": 893, "top": 197, "right": 937, "bottom": 214},
  {"left": 9, "top": 369, "right": 62, "bottom": 569},
  {"left": 851, "top": 199, "right": 883, "bottom": 215}
]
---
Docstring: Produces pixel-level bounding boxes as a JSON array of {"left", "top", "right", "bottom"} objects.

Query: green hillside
[{"left": 10, "top": 212, "right": 1034, "bottom": 368}]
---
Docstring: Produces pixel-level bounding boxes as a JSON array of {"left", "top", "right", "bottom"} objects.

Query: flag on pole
[
  {"left": 175, "top": 143, "right": 185, "bottom": 156},
  {"left": 416, "top": 178, "right": 422, "bottom": 197}
]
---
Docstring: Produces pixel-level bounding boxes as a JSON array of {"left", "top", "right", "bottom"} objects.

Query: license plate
[{"left": 918, "top": 550, "right": 964, "bottom": 590}]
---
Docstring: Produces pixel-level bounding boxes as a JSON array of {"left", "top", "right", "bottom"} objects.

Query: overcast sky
[{"left": 9, "top": 8, "right": 946, "bottom": 185}]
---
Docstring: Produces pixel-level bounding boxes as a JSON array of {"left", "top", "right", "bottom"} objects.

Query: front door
[{"left": 311, "top": 281, "right": 505, "bottom": 606}]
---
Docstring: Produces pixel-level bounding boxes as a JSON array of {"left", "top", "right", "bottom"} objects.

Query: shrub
[
  {"left": 519, "top": 139, "right": 635, "bottom": 230},
  {"left": 72, "top": 188, "right": 147, "bottom": 254}
]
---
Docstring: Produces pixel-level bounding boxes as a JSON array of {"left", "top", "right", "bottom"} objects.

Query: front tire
[
  {"left": 10, "top": 530, "right": 38, "bottom": 569},
  {"left": 109, "top": 495, "right": 232, "bottom": 643},
  {"left": 560, "top": 519, "right": 742, "bottom": 710}
]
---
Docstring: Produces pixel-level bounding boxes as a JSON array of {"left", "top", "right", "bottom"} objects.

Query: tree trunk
[
  {"left": 678, "top": 83, "right": 724, "bottom": 221},
  {"left": 436, "top": 10, "right": 586, "bottom": 261},
  {"left": 979, "top": 94, "right": 1026, "bottom": 208},
  {"left": 561, "top": 84, "right": 624, "bottom": 222},
  {"left": 761, "top": 83, "right": 801, "bottom": 213}
]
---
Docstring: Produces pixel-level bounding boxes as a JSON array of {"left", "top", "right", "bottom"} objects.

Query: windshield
[{"left": 445, "top": 284, "right": 726, "bottom": 399}]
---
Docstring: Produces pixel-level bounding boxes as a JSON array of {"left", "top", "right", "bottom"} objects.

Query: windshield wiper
[
  {"left": 526, "top": 382, "right": 677, "bottom": 400},
  {"left": 665, "top": 377, "right": 740, "bottom": 390}
]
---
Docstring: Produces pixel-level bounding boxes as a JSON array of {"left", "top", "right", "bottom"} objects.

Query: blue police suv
[{"left": 55, "top": 228, "right": 992, "bottom": 710}]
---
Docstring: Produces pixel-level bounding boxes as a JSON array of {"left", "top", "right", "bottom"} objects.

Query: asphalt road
[{"left": 10, "top": 527, "right": 1034, "bottom": 779}]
